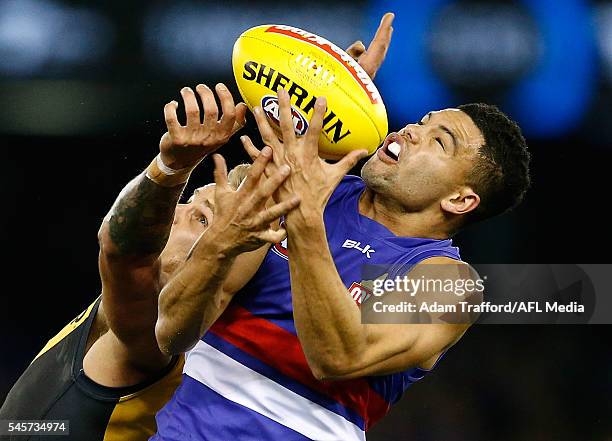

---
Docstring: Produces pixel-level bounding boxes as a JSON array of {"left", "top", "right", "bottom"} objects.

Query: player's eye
[
  {"left": 198, "top": 216, "right": 208, "bottom": 226},
  {"left": 435, "top": 138, "right": 445, "bottom": 151}
]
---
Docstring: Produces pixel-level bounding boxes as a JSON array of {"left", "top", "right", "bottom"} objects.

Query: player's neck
[{"left": 359, "top": 188, "right": 450, "bottom": 239}]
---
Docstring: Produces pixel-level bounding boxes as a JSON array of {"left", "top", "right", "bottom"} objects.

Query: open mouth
[
  {"left": 384, "top": 141, "right": 401, "bottom": 161},
  {"left": 378, "top": 133, "right": 404, "bottom": 163}
]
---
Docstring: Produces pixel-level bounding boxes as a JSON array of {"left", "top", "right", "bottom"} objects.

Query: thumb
[
  {"left": 346, "top": 41, "right": 366, "bottom": 60},
  {"left": 335, "top": 149, "right": 369, "bottom": 178},
  {"left": 231, "top": 103, "right": 248, "bottom": 135}
]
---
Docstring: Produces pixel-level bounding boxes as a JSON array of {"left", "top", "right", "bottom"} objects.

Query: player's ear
[{"left": 440, "top": 187, "right": 480, "bottom": 216}]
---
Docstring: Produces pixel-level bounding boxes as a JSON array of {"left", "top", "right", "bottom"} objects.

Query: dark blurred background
[{"left": 1, "top": 0, "right": 611, "bottom": 439}]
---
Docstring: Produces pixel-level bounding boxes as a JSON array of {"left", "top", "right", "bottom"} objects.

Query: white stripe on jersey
[{"left": 184, "top": 340, "right": 365, "bottom": 441}]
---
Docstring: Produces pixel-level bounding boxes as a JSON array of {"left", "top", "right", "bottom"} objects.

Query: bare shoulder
[
  {"left": 416, "top": 256, "right": 480, "bottom": 282},
  {"left": 408, "top": 256, "right": 483, "bottom": 327}
]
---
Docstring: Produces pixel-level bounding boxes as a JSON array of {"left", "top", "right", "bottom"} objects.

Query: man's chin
[{"left": 361, "top": 158, "right": 392, "bottom": 188}]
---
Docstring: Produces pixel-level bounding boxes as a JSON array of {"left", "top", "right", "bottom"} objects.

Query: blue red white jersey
[{"left": 152, "top": 176, "right": 461, "bottom": 441}]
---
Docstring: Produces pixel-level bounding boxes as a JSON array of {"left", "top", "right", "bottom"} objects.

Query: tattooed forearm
[{"left": 105, "top": 172, "right": 185, "bottom": 256}]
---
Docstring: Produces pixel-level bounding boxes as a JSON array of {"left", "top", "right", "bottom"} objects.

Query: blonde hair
[{"left": 227, "top": 163, "right": 250, "bottom": 190}]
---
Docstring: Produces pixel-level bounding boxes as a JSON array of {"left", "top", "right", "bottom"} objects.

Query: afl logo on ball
[{"left": 261, "top": 95, "right": 309, "bottom": 136}]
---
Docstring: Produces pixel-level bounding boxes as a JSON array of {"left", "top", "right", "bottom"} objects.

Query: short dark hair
[{"left": 458, "top": 103, "right": 531, "bottom": 224}]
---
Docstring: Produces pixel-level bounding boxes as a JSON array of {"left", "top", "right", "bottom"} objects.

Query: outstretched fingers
[
  {"left": 195, "top": 84, "right": 219, "bottom": 130},
  {"left": 361, "top": 12, "right": 394, "bottom": 79},
  {"left": 212, "top": 154, "right": 230, "bottom": 192},
  {"left": 305, "top": 96, "right": 327, "bottom": 153},
  {"left": 277, "top": 88, "right": 296, "bottom": 144},
  {"left": 251, "top": 164, "right": 291, "bottom": 207},
  {"left": 252, "top": 197, "right": 301, "bottom": 231},
  {"left": 163, "top": 100, "right": 180, "bottom": 135},
  {"left": 241, "top": 135, "right": 261, "bottom": 161},
  {"left": 231, "top": 103, "right": 248, "bottom": 135},
  {"left": 216, "top": 83, "right": 238, "bottom": 134},
  {"left": 238, "top": 146, "right": 272, "bottom": 193}
]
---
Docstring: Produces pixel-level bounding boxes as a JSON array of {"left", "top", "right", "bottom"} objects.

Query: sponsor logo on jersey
[
  {"left": 272, "top": 239, "right": 389, "bottom": 307},
  {"left": 348, "top": 282, "right": 372, "bottom": 306},
  {"left": 261, "top": 95, "right": 308, "bottom": 135},
  {"left": 342, "top": 239, "right": 375, "bottom": 258},
  {"left": 242, "top": 60, "right": 351, "bottom": 144},
  {"left": 349, "top": 272, "right": 389, "bottom": 306}
]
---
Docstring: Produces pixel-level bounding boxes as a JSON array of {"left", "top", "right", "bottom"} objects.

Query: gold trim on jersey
[
  {"left": 102, "top": 355, "right": 185, "bottom": 441},
  {"left": 32, "top": 297, "right": 100, "bottom": 363}
]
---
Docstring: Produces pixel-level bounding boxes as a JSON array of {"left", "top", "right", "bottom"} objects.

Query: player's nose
[
  {"left": 172, "top": 204, "right": 188, "bottom": 225},
  {"left": 399, "top": 125, "right": 421, "bottom": 145}
]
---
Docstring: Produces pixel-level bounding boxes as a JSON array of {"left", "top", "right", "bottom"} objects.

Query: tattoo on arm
[{"left": 106, "top": 173, "right": 185, "bottom": 256}]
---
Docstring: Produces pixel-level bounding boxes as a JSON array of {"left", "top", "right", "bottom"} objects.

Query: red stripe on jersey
[{"left": 209, "top": 304, "right": 390, "bottom": 429}]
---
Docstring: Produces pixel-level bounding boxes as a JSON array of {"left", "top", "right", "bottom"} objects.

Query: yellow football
[{"left": 232, "top": 24, "right": 388, "bottom": 160}]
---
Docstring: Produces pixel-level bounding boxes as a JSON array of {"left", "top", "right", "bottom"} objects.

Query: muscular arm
[
  {"left": 287, "top": 216, "right": 473, "bottom": 380},
  {"left": 155, "top": 150, "right": 299, "bottom": 356},
  {"left": 86, "top": 84, "right": 248, "bottom": 385},
  {"left": 94, "top": 172, "right": 186, "bottom": 375},
  {"left": 155, "top": 238, "right": 269, "bottom": 355},
  {"left": 103, "top": 173, "right": 184, "bottom": 257}
]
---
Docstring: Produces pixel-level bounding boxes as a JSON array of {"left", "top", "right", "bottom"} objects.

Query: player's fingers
[
  {"left": 277, "top": 88, "right": 296, "bottom": 144},
  {"left": 362, "top": 12, "right": 394, "bottom": 78},
  {"left": 239, "top": 146, "right": 272, "bottom": 193},
  {"left": 253, "top": 197, "right": 300, "bottom": 229},
  {"left": 212, "top": 154, "right": 230, "bottom": 191},
  {"left": 240, "top": 135, "right": 261, "bottom": 161},
  {"left": 253, "top": 106, "right": 286, "bottom": 166},
  {"left": 258, "top": 196, "right": 300, "bottom": 226},
  {"left": 334, "top": 149, "right": 369, "bottom": 178},
  {"left": 346, "top": 40, "right": 366, "bottom": 60},
  {"left": 253, "top": 106, "right": 279, "bottom": 147},
  {"left": 368, "top": 12, "right": 395, "bottom": 54},
  {"left": 181, "top": 87, "right": 201, "bottom": 128},
  {"left": 305, "top": 96, "right": 327, "bottom": 151},
  {"left": 163, "top": 100, "right": 180, "bottom": 135},
  {"left": 241, "top": 135, "right": 278, "bottom": 179},
  {"left": 252, "top": 165, "right": 290, "bottom": 208},
  {"left": 216, "top": 83, "right": 237, "bottom": 134},
  {"left": 196, "top": 84, "right": 219, "bottom": 129},
  {"left": 256, "top": 228, "right": 288, "bottom": 245},
  {"left": 231, "top": 103, "right": 248, "bottom": 135}
]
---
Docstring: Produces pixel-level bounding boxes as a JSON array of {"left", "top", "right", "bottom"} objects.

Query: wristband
[{"left": 145, "top": 154, "right": 195, "bottom": 187}]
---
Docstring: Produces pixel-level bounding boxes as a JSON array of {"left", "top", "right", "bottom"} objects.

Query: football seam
[
  {"left": 236, "top": 35, "right": 294, "bottom": 111},
  {"left": 332, "top": 78, "right": 383, "bottom": 148},
  {"left": 236, "top": 33, "right": 384, "bottom": 153},
  {"left": 239, "top": 35, "right": 294, "bottom": 57}
]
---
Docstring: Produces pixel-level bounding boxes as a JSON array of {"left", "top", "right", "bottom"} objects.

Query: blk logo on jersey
[{"left": 342, "top": 239, "right": 375, "bottom": 258}]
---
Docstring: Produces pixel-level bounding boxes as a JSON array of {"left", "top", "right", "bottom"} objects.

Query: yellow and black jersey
[{"left": 0, "top": 297, "right": 183, "bottom": 441}]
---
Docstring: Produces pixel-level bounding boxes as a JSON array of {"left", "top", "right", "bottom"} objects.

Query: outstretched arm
[
  {"left": 88, "top": 84, "right": 246, "bottom": 385},
  {"left": 155, "top": 151, "right": 300, "bottom": 355}
]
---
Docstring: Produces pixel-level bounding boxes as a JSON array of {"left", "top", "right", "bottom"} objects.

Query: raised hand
[
  {"left": 204, "top": 147, "right": 301, "bottom": 256},
  {"left": 248, "top": 88, "right": 368, "bottom": 221},
  {"left": 159, "top": 83, "right": 247, "bottom": 170},
  {"left": 345, "top": 12, "right": 394, "bottom": 79}
]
